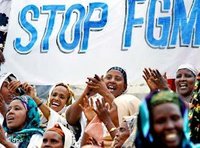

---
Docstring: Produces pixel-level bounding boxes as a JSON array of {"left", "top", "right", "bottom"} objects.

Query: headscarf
[
  {"left": 135, "top": 90, "right": 194, "bottom": 148},
  {"left": 0, "top": 72, "right": 17, "bottom": 88},
  {"left": 122, "top": 115, "right": 137, "bottom": 134},
  {"left": 3, "top": 95, "right": 44, "bottom": 148},
  {"left": 121, "top": 115, "right": 138, "bottom": 148},
  {"left": 46, "top": 122, "right": 76, "bottom": 148},
  {"left": 107, "top": 66, "right": 127, "bottom": 89},
  {"left": 177, "top": 64, "right": 198, "bottom": 77}
]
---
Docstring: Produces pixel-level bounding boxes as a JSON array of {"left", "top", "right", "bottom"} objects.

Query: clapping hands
[{"left": 143, "top": 68, "right": 169, "bottom": 91}]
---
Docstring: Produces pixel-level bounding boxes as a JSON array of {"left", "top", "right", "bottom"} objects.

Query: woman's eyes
[
  {"left": 155, "top": 118, "right": 166, "bottom": 124},
  {"left": 176, "top": 74, "right": 193, "bottom": 78},
  {"left": 7, "top": 106, "right": 21, "bottom": 112},
  {"left": 52, "top": 93, "right": 66, "bottom": 99}
]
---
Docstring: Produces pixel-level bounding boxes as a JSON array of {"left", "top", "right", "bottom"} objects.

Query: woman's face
[
  {"left": 49, "top": 85, "right": 70, "bottom": 112},
  {"left": 0, "top": 81, "right": 13, "bottom": 104},
  {"left": 113, "top": 121, "right": 130, "bottom": 148},
  {"left": 104, "top": 70, "right": 127, "bottom": 97},
  {"left": 152, "top": 103, "right": 183, "bottom": 148},
  {"left": 41, "top": 131, "right": 64, "bottom": 148},
  {"left": 6, "top": 100, "right": 27, "bottom": 130},
  {"left": 175, "top": 69, "right": 196, "bottom": 98}
]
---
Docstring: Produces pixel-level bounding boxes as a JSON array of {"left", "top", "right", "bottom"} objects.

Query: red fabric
[{"left": 167, "top": 79, "right": 176, "bottom": 92}]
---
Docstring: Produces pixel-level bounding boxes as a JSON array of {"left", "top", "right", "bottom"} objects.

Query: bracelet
[
  {"left": 109, "top": 127, "right": 117, "bottom": 132},
  {"left": 37, "top": 101, "right": 43, "bottom": 107}
]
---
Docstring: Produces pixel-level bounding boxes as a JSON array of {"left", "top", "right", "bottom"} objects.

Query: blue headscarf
[
  {"left": 3, "top": 95, "right": 44, "bottom": 148},
  {"left": 135, "top": 90, "right": 198, "bottom": 148}
]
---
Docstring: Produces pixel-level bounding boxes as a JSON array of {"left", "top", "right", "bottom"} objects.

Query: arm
[
  {"left": 87, "top": 74, "right": 115, "bottom": 107},
  {"left": 79, "top": 96, "right": 96, "bottom": 124},
  {"left": 21, "top": 83, "right": 50, "bottom": 120},
  {"left": 0, "top": 95, "right": 7, "bottom": 118},
  {"left": 94, "top": 99, "right": 117, "bottom": 139},
  {"left": 0, "top": 125, "right": 16, "bottom": 148},
  {"left": 66, "top": 85, "right": 93, "bottom": 125}
]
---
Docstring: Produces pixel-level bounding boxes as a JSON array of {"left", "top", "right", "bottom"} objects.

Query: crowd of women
[{"left": 0, "top": 63, "right": 199, "bottom": 148}]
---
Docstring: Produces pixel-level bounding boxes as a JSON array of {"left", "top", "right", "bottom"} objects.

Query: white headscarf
[
  {"left": 47, "top": 83, "right": 75, "bottom": 115},
  {"left": 46, "top": 122, "right": 76, "bottom": 148},
  {"left": 177, "top": 64, "right": 198, "bottom": 76}
]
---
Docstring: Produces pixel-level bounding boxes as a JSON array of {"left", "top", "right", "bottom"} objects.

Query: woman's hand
[
  {"left": 8, "top": 80, "right": 21, "bottom": 96},
  {"left": 79, "top": 96, "right": 96, "bottom": 123},
  {"left": 86, "top": 74, "right": 110, "bottom": 97},
  {"left": 0, "top": 124, "right": 6, "bottom": 143},
  {"left": 0, "top": 124, "right": 16, "bottom": 148},
  {"left": 21, "top": 82, "right": 36, "bottom": 98},
  {"left": 143, "top": 68, "right": 169, "bottom": 91},
  {"left": 0, "top": 94, "right": 7, "bottom": 117},
  {"left": 94, "top": 98, "right": 111, "bottom": 125}
]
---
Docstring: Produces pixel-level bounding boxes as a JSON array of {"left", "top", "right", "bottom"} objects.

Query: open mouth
[
  {"left": 107, "top": 85, "right": 116, "bottom": 92},
  {"left": 165, "top": 133, "right": 178, "bottom": 142},
  {"left": 178, "top": 83, "right": 188, "bottom": 89},
  {"left": 51, "top": 102, "right": 60, "bottom": 107},
  {"left": 7, "top": 116, "right": 14, "bottom": 122}
]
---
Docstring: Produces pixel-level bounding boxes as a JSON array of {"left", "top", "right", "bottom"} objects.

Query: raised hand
[
  {"left": 86, "top": 74, "right": 110, "bottom": 97},
  {"left": 143, "top": 68, "right": 169, "bottom": 91},
  {"left": 0, "top": 124, "right": 6, "bottom": 145},
  {"left": 0, "top": 94, "right": 7, "bottom": 117},
  {"left": 79, "top": 96, "right": 96, "bottom": 122},
  {"left": 21, "top": 82, "right": 36, "bottom": 98},
  {"left": 94, "top": 98, "right": 111, "bottom": 124},
  {"left": 8, "top": 80, "right": 21, "bottom": 96}
]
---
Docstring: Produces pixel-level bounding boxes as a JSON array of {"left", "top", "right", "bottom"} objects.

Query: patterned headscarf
[
  {"left": 135, "top": 90, "right": 195, "bottom": 148},
  {"left": 3, "top": 95, "right": 43, "bottom": 148},
  {"left": 107, "top": 66, "right": 127, "bottom": 89}
]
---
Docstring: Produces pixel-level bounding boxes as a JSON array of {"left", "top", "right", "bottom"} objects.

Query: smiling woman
[
  {"left": 66, "top": 66, "right": 141, "bottom": 147},
  {"left": 134, "top": 90, "right": 199, "bottom": 148},
  {"left": 175, "top": 64, "right": 198, "bottom": 104}
]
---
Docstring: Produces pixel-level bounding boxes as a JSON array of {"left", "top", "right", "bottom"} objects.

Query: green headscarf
[{"left": 3, "top": 95, "right": 44, "bottom": 148}]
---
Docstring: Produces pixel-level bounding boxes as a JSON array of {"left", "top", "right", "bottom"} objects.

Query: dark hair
[{"left": 107, "top": 66, "right": 127, "bottom": 87}]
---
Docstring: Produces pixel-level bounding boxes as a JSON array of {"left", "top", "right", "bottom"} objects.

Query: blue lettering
[
  {"left": 122, "top": 0, "right": 145, "bottom": 50},
  {"left": 146, "top": 0, "right": 171, "bottom": 48},
  {"left": 170, "top": 0, "right": 200, "bottom": 47},
  {"left": 81, "top": 2, "right": 108, "bottom": 53},
  {"left": 41, "top": 5, "right": 65, "bottom": 52},
  {"left": 14, "top": 5, "right": 39, "bottom": 54},
  {"left": 58, "top": 4, "right": 85, "bottom": 53}
]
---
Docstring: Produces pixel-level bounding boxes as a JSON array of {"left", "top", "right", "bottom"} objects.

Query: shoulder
[
  {"left": 28, "top": 134, "right": 43, "bottom": 148},
  {"left": 115, "top": 94, "right": 141, "bottom": 102}
]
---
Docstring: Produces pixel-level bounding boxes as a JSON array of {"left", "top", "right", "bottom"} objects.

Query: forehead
[
  {"left": 44, "top": 131, "right": 62, "bottom": 139},
  {"left": 53, "top": 85, "right": 69, "bottom": 93},
  {"left": 9, "top": 100, "right": 24, "bottom": 107},
  {"left": 152, "top": 103, "right": 181, "bottom": 116},
  {"left": 106, "top": 70, "right": 124, "bottom": 77},
  {"left": 176, "top": 69, "right": 194, "bottom": 75},
  {"left": 120, "top": 121, "right": 128, "bottom": 128}
]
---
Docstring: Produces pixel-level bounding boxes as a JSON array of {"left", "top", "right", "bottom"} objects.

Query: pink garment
[{"left": 85, "top": 116, "right": 103, "bottom": 143}]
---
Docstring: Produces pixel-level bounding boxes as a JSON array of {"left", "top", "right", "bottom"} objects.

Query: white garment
[
  {"left": 42, "top": 108, "right": 77, "bottom": 147},
  {"left": 0, "top": 134, "right": 43, "bottom": 148},
  {"left": 114, "top": 94, "right": 141, "bottom": 124},
  {"left": 0, "top": 113, "right": 4, "bottom": 125},
  {"left": 27, "top": 134, "right": 43, "bottom": 148}
]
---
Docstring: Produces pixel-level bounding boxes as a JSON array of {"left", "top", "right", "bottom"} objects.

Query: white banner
[{"left": 2, "top": 0, "right": 200, "bottom": 85}]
